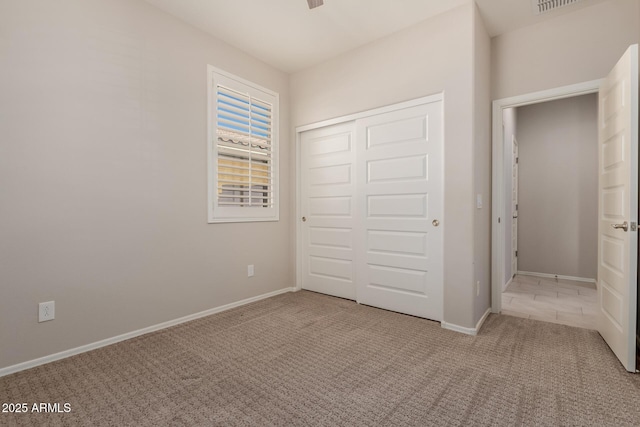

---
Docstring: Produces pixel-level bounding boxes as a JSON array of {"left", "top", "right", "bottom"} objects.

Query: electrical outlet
[
  {"left": 39, "top": 301, "right": 55, "bottom": 322},
  {"left": 248, "top": 264, "right": 254, "bottom": 277},
  {"left": 476, "top": 281, "right": 480, "bottom": 297}
]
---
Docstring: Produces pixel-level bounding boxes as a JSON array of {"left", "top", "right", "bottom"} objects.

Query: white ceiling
[{"left": 145, "top": 0, "right": 611, "bottom": 73}]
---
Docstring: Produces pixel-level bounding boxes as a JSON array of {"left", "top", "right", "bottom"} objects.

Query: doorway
[
  {"left": 492, "top": 44, "right": 639, "bottom": 373},
  {"left": 500, "top": 94, "right": 599, "bottom": 329},
  {"left": 491, "top": 80, "right": 602, "bottom": 313}
]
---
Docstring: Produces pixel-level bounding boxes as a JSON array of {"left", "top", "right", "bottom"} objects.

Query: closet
[{"left": 299, "top": 96, "right": 443, "bottom": 320}]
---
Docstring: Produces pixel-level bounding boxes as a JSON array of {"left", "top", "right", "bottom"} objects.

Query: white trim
[
  {"left": 503, "top": 275, "right": 513, "bottom": 292},
  {"left": 476, "top": 308, "right": 492, "bottom": 334},
  {"left": 441, "top": 308, "right": 491, "bottom": 336},
  {"left": 627, "top": 44, "right": 639, "bottom": 372},
  {"left": 295, "top": 92, "right": 444, "bottom": 133},
  {"left": 491, "top": 79, "right": 602, "bottom": 314},
  {"left": 511, "top": 135, "right": 518, "bottom": 276},
  {"left": 0, "top": 287, "right": 295, "bottom": 378},
  {"left": 295, "top": 130, "right": 303, "bottom": 291},
  {"left": 517, "top": 270, "right": 596, "bottom": 284}
]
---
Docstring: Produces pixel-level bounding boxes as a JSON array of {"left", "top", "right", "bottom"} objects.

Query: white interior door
[
  {"left": 355, "top": 101, "right": 443, "bottom": 320},
  {"left": 512, "top": 137, "right": 518, "bottom": 276},
  {"left": 597, "top": 44, "right": 638, "bottom": 372},
  {"left": 300, "top": 122, "right": 357, "bottom": 300}
]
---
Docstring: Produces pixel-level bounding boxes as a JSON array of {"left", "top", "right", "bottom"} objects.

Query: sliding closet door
[
  {"left": 299, "top": 97, "right": 443, "bottom": 321},
  {"left": 300, "top": 122, "right": 357, "bottom": 299},
  {"left": 355, "top": 101, "right": 443, "bottom": 320}
]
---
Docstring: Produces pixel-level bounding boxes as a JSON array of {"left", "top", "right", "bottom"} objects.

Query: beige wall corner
[{"left": 473, "top": 3, "right": 492, "bottom": 327}]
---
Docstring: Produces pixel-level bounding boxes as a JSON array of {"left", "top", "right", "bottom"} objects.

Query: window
[{"left": 208, "top": 66, "right": 279, "bottom": 222}]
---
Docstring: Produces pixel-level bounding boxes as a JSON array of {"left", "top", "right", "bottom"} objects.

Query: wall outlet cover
[{"left": 39, "top": 301, "right": 55, "bottom": 322}]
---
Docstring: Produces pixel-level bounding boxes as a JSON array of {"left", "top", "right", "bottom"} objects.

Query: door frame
[
  {"left": 511, "top": 135, "right": 518, "bottom": 277},
  {"left": 295, "top": 93, "right": 444, "bottom": 292},
  {"left": 491, "top": 80, "right": 602, "bottom": 313}
]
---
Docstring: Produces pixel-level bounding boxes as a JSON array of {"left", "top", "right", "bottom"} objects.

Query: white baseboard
[
  {"left": 441, "top": 308, "right": 491, "bottom": 336},
  {"left": 517, "top": 270, "right": 596, "bottom": 284},
  {"left": 0, "top": 287, "right": 295, "bottom": 378},
  {"left": 503, "top": 275, "right": 513, "bottom": 292},
  {"left": 475, "top": 308, "right": 492, "bottom": 333}
]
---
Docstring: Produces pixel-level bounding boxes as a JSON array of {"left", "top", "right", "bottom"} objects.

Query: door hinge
[
  {"left": 516, "top": 157, "right": 519, "bottom": 164},
  {"left": 515, "top": 250, "right": 518, "bottom": 257},
  {"left": 516, "top": 204, "right": 518, "bottom": 211}
]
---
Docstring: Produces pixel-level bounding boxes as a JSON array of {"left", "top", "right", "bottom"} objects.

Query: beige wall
[
  {"left": 473, "top": 4, "right": 492, "bottom": 323},
  {"left": 517, "top": 94, "right": 598, "bottom": 279},
  {"left": 291, "top": 4, "right": 478, "bottom": 329},
  {"left": 0, "top": 0, "right": 292, "bottom": 370},
  {"left": 492, "top": 0, "right": 640, "bottom": 100}
]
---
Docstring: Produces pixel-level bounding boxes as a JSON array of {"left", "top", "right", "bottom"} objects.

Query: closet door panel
[{"left": 356, "top": 101, "right": 444, "bottom": 320}]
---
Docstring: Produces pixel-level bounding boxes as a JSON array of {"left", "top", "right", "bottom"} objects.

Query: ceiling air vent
[
  {"left": 531, "top": 0, "right": 582, "bottom": 15},
  {"left": 307, "top": 0, "right": 324, "bottom": 10}
]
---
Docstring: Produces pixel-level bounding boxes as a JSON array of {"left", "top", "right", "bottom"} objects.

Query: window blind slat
[
  {"left": 218, "top": 175, "right": 272, "bottom": 182},
  {"left": 220, "top": 152, "right": 270, "bottom": 158},
  {"left": 218, "top": 88, "right": 249, "bottom": 104},
  {"left": 218, "top": 103, "right": 252, "bottom": 119},
  {"left": 217, "top": 168, "right": 272, "bottom": 177},
  {"left": 219, "top": 202, "right": 271, "bottom": 207},
  {"left": 218, "top": 118, "right": 251, "bottom": 134},
  {"left": 218, "top": 159, "right": 272, "bottom": 170},
  {"left": 217, "top": 151, "right": 271, "bottom": 161},
  {"left": 251, "top": 98, "right": 272, "bottom": 111},
  {"left": 218, "top": 190, "right": 274, "bottom": 196}
]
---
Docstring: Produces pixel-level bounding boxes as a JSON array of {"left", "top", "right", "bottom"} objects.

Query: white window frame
[{"left": 207, "top": 65, "right": 279, "bottom": 223}]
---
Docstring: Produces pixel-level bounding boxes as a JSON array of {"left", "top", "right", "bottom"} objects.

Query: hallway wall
[{"left": 516, "top": 94, "right": 598, "bottom": 280}]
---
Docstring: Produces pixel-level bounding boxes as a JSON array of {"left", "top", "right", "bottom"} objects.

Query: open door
[{"left": 597, "top": 44, "right": 638, "bottom": 372}]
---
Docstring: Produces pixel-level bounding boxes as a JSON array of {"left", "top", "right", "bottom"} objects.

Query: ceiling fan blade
[{"left": 307, "top": 0, "right": 324, "bottom": 9}]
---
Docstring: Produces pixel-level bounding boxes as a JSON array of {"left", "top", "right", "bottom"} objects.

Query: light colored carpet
[{"left": 1, "top": 290, "right": 639, "bottom": 426}]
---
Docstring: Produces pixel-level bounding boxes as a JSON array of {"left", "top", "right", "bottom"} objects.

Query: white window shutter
[{"left": 208, "top": 67, "right": 279, "bottom": 222}]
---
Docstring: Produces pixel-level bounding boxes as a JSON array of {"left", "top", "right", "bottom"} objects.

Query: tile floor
[{"left": 502, "top": 274, "right": 598, "bottom": 330}]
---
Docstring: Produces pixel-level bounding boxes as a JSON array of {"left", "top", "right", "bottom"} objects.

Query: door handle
[
  {"left": 302, "top": 216, "right": 307, "bottom": 222},
  {"left": 612, "top": 221, "right": 628, "bottom": 232}
]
